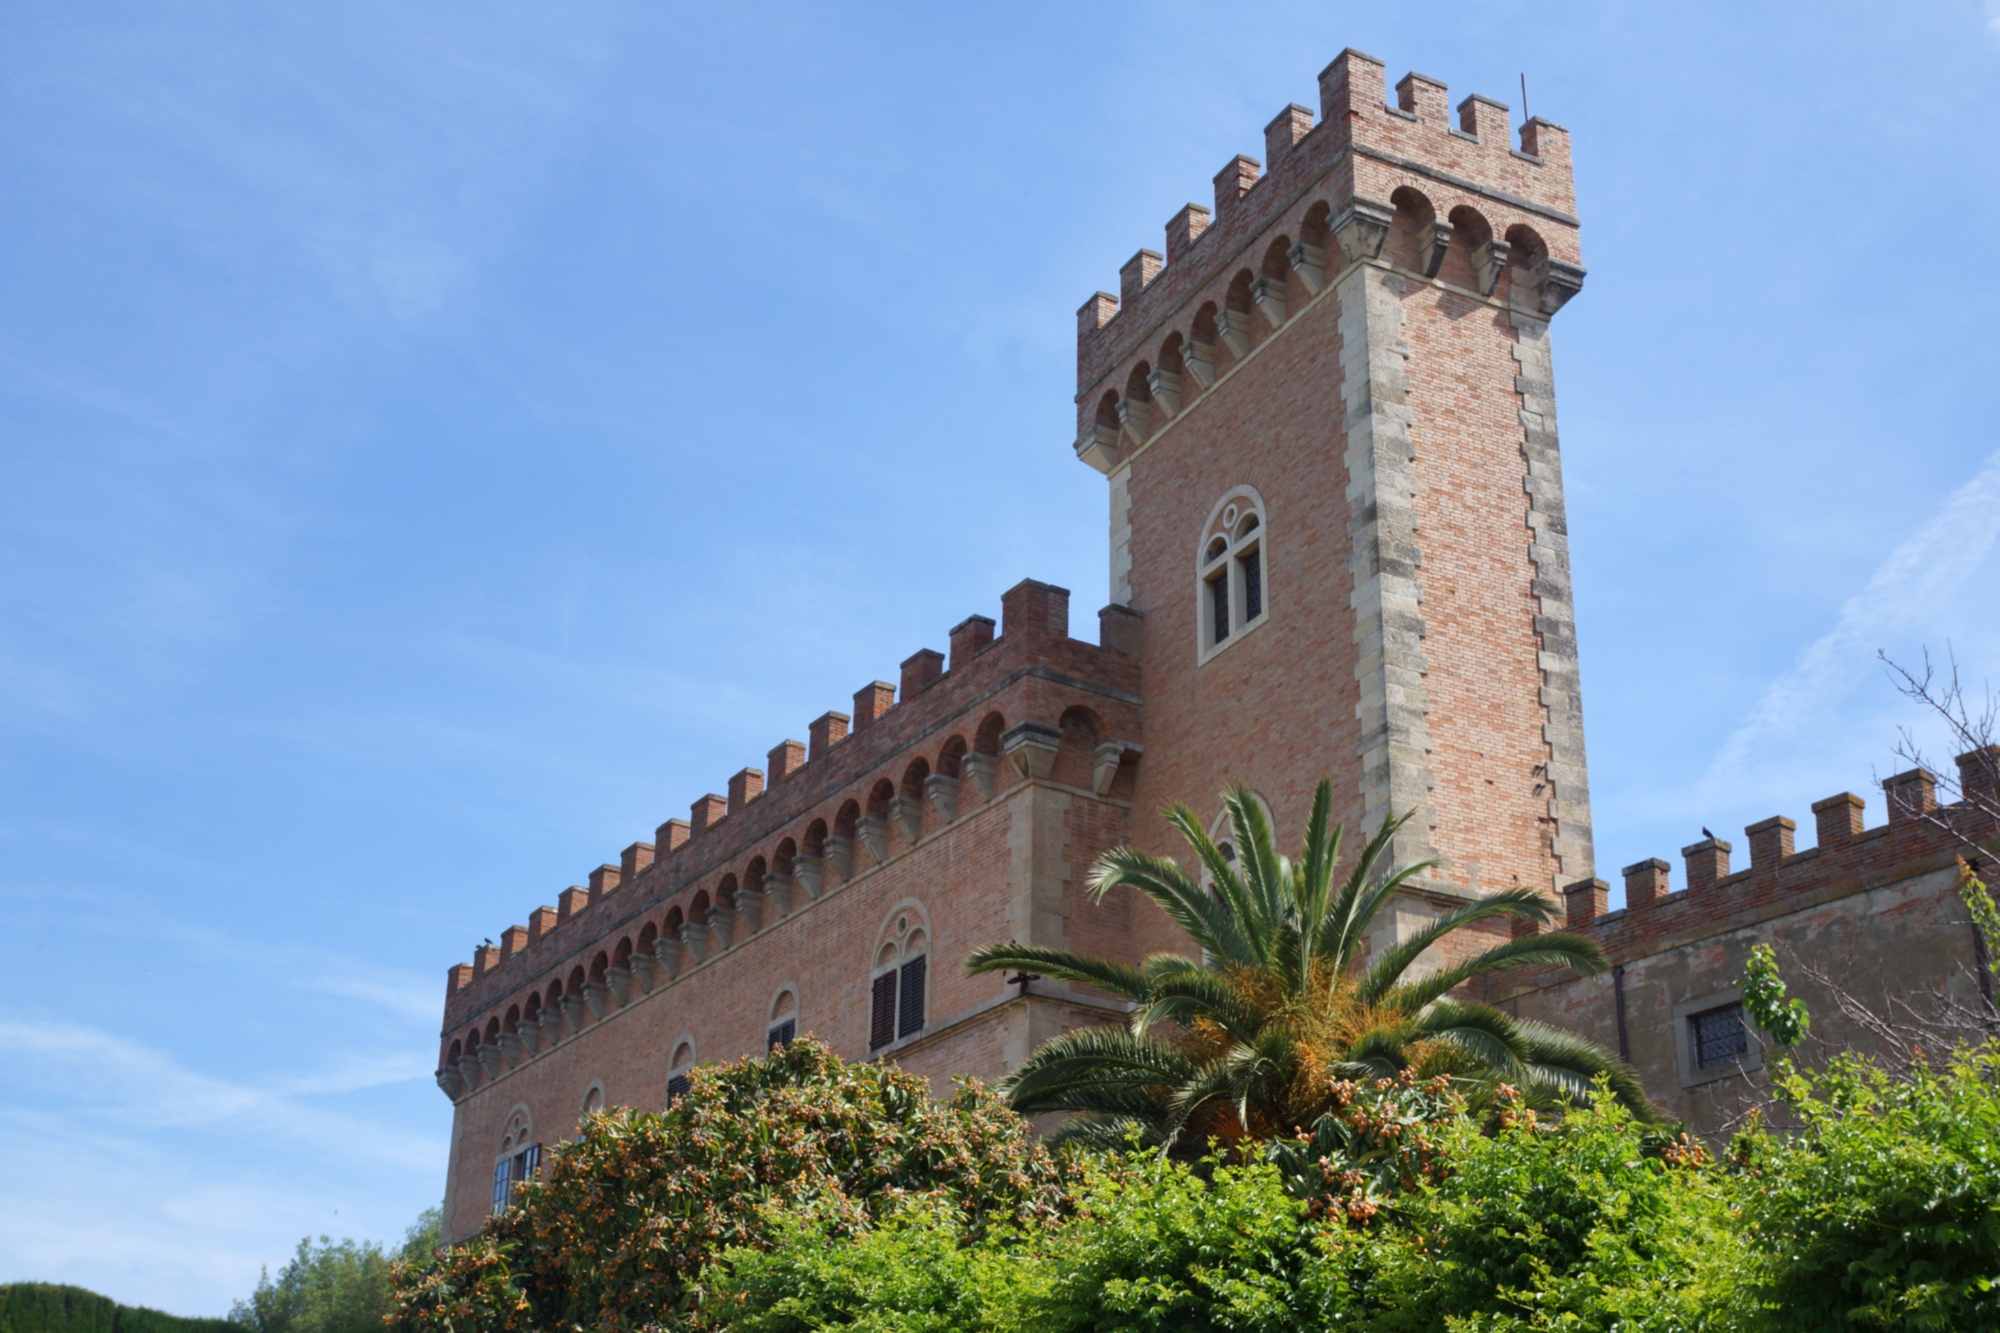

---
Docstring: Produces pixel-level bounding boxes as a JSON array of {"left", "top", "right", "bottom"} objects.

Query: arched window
[
  {"left": 768, "top": 988, "right": 798, "bottom": 1051},
  {"left": 666, "top": 1038, "right": 696, "bottom": 1103},
  {"left": 869, "top": 906, "right": 929, "bottom": 1051},
  {"left": 491, "top": 1107, "right": 541, "bottom": 1216},
  {"left": 1197, "top": 487, "right": 1269, "bottom": 660}
]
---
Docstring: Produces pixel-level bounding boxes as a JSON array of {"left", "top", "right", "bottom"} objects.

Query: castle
[{"left": 431, "top": 49, "right": 1998, "bottom": 1240}]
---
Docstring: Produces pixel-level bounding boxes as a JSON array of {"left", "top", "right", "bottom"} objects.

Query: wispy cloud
[
  {"left": 1698, "top": 447, "right": 2000, "bottom": 806},
  {"left": 0, "top": 1019, "right": 441, "bottom": 1170}
]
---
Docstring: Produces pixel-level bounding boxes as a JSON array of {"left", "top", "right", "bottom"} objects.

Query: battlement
[
  {"left": 1487, "top": 750, "right": 2000, "bottom": 1001},
  {"left": 1072, "top": 48, "right": 1586, "bottom": 475},
  {"left": 433, "top": 577, "right": 1147, "bottom": 1063}
]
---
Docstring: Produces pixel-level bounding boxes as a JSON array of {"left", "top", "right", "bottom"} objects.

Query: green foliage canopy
[
  {"left": 386, "top": 1038, "right": 1067, "bottom": 1333},
  {"left": 229, "top": 1210, "right": 438, "bottom": 1333},
  {"left": 0, "top": 1285, "right": 234, "bottom": 1333}
]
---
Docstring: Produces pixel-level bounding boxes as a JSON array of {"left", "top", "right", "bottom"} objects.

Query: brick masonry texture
[{"left": 431, "top": 44, "right": 1987, "bottom": 1238}]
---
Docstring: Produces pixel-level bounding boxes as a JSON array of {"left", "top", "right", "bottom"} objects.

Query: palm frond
[
  {"left": 1353, "top": 886, "right": 1559, "bottom": 1004},
  {"left": 1407, "top": 999, "right": 1528, "bottom": 1073},
  {"left": 1045, "top": 1113, "right": 1164, "bottom": 1153},
  {"left": 1515, "top": 1019, "right": 1661, "bottom": 1121},
  {"left": 1293, "top": 779, "right": 1339, "bottom": 950},
  {"left": 964, "top": 943, "right": 1151, "bottom": 1002},
  {"left": 998, "top": 1027, "right": 1195, "bottom": 1114},
  {"left": 1159, "top": 1057, "right": 1239, "bottom": 1152},
  {"left": 1222, "top": 784, "right": 1285, "bottom": 952},
  {"left": 1132, "top": 969, "right": 1264, "bottom": 1042},
  {"left": 1087, "top": 845, "right": 1253, "bottom": 965},
  {"left": 1316, "top": 812, "right": 1432, "bottom": 968},
  {"left": 1338, "top": 1023, "right": 1412, "bottom": 1081},
  {"left": 1377, "top": 931, "right": 1609, "bottom": 1015}
]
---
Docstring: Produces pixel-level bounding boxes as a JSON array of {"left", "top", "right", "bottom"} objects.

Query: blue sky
[{"left": 3, "top": 0, "right": 1997, "bottom": 1315}]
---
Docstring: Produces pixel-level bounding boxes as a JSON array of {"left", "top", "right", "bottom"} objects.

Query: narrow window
[
  {"left": 767, "top": 1018, "right": 796, "bottom": 1050},
  {"left": 666, "top": 1073, "right": 692, "bottom": 1103},
  {"left": 897, "top": 955, "right": 927, "bottom": 1039},
  {"left": 870, "top": 971, "right": 898, "bottom": 1050},
  {"left": 490, "top": 1159, "right": 510, "bottom": 1215},
  {"left": 1690, "top": 1004, "right": 1747, "bottom": 1070},
  {"left": 1197, "top": 493, "right": 1268, "bottom": 661}
]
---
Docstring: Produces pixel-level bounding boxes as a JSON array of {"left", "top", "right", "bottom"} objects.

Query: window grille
[
  {"left": 767, "top": 1018, "right": 796, "bottom": 1050},
  {"left": 1690, "top": 1004, "right": 1747, "bottom": 1070}
]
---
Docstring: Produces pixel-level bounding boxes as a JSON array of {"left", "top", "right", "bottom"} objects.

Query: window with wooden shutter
[
  {"left": 767, "top": 1018, "right": 796, "bottom": 1050},
  {"left": 898, "top": 955, "right": 927, "bottom": 1039},
  {"left": 870, "top": 971, "right": 898, "bottom": 1049},
  {"left": 490, "top": 1158, "right": 511, "bottom": 1215},
  {"left": 666, "top": 1073, "right": 691, "bottom": 1103}
]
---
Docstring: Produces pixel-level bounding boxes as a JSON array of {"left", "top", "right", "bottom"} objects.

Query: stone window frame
[
  {"left": 1195, "top": 485, "right": 1271, "bottom": 665},
  {"left": 768, "top": 985, "right": 800, "bottom": 1051},
  {"left": 1671, "top": 987, "right": 1761, "bottom": 1088},
  {"left": 491, "top": 1105, "right": 541, "bottom": 1216},
  {"left": 579, "top": 1078, "right": 607, "bottom": 1118},
  {"left": 666, "top": 1036, "right": 697, "bottom": 1103},
  {"left": 869, "top": 901, "right": 931, "bottom": 1053}
]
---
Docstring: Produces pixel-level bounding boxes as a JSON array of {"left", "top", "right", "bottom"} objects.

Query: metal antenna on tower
[{"left": 1520, "top": 73, "right": 1529, "bottom": 123}]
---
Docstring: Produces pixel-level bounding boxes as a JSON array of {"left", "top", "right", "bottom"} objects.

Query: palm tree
[{"left": 967, "top": 779, "right": 1655, "bottom": 1152}]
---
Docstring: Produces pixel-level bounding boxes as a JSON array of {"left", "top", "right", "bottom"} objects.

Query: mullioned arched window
[{"left": 1197, "top": 487, "right": 1269, "bottom": 661}]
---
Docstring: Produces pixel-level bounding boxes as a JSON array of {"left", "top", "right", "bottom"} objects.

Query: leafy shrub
[
  {"left": 713, "top": 1087, "right": 1756, "bottom": 1333},
  {"left": 710, "top": 1150, "right": 1351, "bottom": 1333},
  {"left": 0, "top": 1285, "right": 234, "bottom": 1333},
  {"left": 387, "top": 1038, "right": 1067, "bottom": 1333},
  {"left": 1357, "top": 1089, "right": 1757, "bottom": 1331},
  {"left": 230, "top": 1210, "right": 438, "bottom": 1333},
  {"left": 1739, "top": 1045, "right": 2000, "bottom": 1331}
]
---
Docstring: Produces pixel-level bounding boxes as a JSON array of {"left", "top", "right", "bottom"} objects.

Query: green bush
[
  {"left": 1739, "top": 1045, "right": 2000, "bottom": 1330},
  {"left": 711, "top": 1087, "right": 1754, "bottom": 1333},
  {"left": 710, "top": 1151, "right": 1349, "bottom": 1333},
  {"left": 391, "top": 1033, "right": 2000, "bottom": 1331},
  {"left": 0, "top": 1284, "right": 234, "bottom": 1333},
  {"left": 386, "top": 1037, "right": 1068, "bottom": 1333},
  {"left": 1357, "top": 1090, "right": 1758, "bottom": 1331},
  {"left": 228, "top": 1209, "right": 438, "bottom": 1333}
]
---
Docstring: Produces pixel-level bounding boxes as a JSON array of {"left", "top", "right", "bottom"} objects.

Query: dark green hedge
[{"left": 0, "top": 1284, "right": 232, "bottom": 1333}]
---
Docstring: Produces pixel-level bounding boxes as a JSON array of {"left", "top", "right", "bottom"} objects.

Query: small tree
[
  {"left": 968, "top": 779, "right": 1652, "bottom": 1152},
  {"left": 387, "top": 1038, "right": 1067, "bottom": 1333}
]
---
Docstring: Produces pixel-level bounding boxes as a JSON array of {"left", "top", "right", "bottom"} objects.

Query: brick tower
[
  {"left": 428, "top": 48, "right": 1604, "bottom": 1241},
  {"left": 1073, "top": 49, "right": 1594, "bottom": 947}
]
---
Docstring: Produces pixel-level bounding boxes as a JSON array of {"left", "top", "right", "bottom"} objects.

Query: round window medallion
[
  {"left": 896, "top": 914, "right": 909, "bottom": 936},
  {"left": 1222, "top": 503, "right": 1240, "bottom": 527}
]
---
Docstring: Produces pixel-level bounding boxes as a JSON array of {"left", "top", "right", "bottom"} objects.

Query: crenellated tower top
[{"left": 1073, "top": 49, "right": 1585, "bottom": 467}]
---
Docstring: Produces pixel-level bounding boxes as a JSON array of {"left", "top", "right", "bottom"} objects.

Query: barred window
[
  {"left": 870, "top": 910, "right": 929, "bottom": 1051},
  {"left": 1690, "top": 1004, "right": 1747, "bottom": 1070}
]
